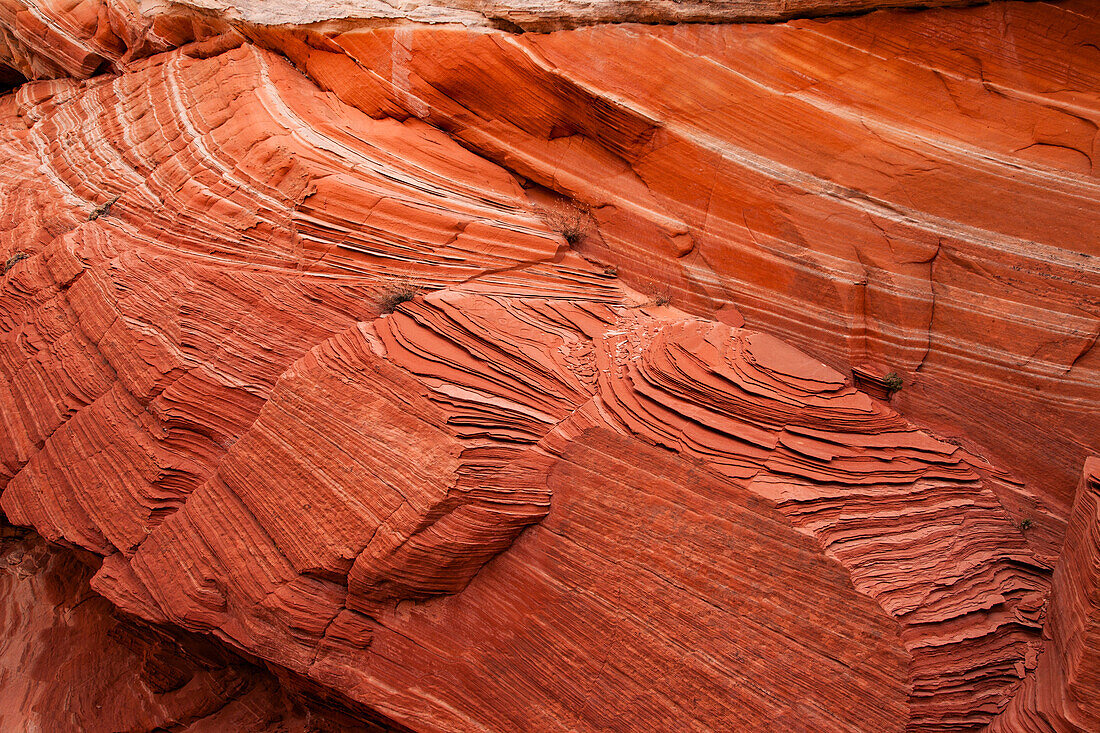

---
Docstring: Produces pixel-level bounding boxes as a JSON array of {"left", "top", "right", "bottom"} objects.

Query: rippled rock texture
[
  {"left": 0, "top": 522, "right": 401, "bottom": 731},
  {"left": 0, "top": 1, "right": 1097, "bottom": 731}
]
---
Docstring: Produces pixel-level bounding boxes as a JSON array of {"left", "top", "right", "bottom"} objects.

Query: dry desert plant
[{"left": 378, "top": 280, "right": 420, "bottom": 314}]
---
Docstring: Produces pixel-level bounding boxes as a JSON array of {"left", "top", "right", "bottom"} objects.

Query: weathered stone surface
[
  {"left": 165, "top": 0, "right": 994, "bottom": 30},
  {"left": 0, "top": 0, "right": 1004, "bottom": 85},
  {"left": 252, "top": 1, "right": 1099, "bottom": 549},
  {"left": 1045, "top": 459, "right": 1100, "bottom": 730},
  {"left": 0, "top": 521, "right": 396, "bottom": 732},
  {"left": 987, "top": 460, "right": 1100, "bottom": 733},
  {"left": 0, "top": 1, "right": 1097, "bottom": 731}
]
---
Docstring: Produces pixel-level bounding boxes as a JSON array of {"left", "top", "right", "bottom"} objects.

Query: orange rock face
[
  {"left": 0, "top": 0, "right": 1010, "bottom": 84},
  {"left": 0, "top": 525, "right": 397, "bottom": 732},
  {"left": 267, "top": 1, "right": 1099, "bottom": 543},
  {"left": 0, "top": 1, "right": 1097, "bottom": 732}
]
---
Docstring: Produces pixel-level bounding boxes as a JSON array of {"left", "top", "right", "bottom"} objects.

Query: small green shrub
[
  {"left": 1019, "top": 518, "right": 1033, "bottom": 532},
  {"left": 653, "top": 293, "right": 671, "bottom": 307},
  {"left": 883, "top": 372, "right": 904, "bottom": 393},
  {"left": 378, "top": 282, "right": 419, "bottom": 314}
]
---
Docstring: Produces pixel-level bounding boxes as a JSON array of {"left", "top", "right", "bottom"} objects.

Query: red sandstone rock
[
  {"left": 0, "top": 0, "right": 1010, "bottom": 85},
  {"left": 0, "top": 1, "right": 1097, "bottom": 732},
  {"left": 259, "top": 2, "right": 1099, "bottom": 547},
  {"left": 0, "top": 522, "right": 393, "bottom": 732},
  {"left": 987, "top": 460, "right": 1100, "bottom": 733}
]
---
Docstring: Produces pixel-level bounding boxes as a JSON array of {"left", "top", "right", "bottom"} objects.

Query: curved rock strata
[
  {"left": 286, "top": 2, "right": 1100, "bottom": 541},
  {"left": 988, "top": 460, "right": 1100, "bottom": 733},
  {"left": 0, "top": 0, "right": 1005, "bottom": 85},
  {"left": 0, "top": 1, "right": 1097, "bottom": 731},
  {"left": 0, "top": 521, "right": 401, "bottom": 732},
  {"left": 243, "top": 0, "right": 1099, "bottom": 549},
  {"left": 4, "top": 0, "right": 1096, "bottom": 544}
]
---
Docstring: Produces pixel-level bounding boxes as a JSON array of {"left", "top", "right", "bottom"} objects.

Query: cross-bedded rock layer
[
  {"left": 0, "top": 1, "right": 1097, "bottom": 731},
  {"left": 0, "top": 523, "right": 403, "bottom": 732},
  {"left": 0, "top": 0, "right": 1008, "bottom": 85},
  {"left": 259, "top": 1, "right": 1099, "bottom": 548}
]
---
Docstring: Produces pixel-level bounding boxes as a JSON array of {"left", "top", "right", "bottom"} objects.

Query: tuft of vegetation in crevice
[
  {"left": 2, "top": 251, "right": 27, "bottom": 275},
  {"left": 883, "top": 372, "right": 903, "bottom": 394},
  {"left": 538, "top": 202, "right": 587, "bottom": 246},
  {"left": 89, "top": 194, "right": 121, "bottom": 221},
  {"left": 377, "top": 281, "right": 420, "bottom": 314}
]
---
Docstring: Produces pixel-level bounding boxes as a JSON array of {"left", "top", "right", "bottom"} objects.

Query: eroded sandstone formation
[
  {"left": 0, "top": 0, "right": 1006, "bottom": 85},
  {"left": 0, "top": 0, "right": 1097, "bottom": 731},
  {"left": 0, "top": 521, "right": 402, "bottom": 731}
]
